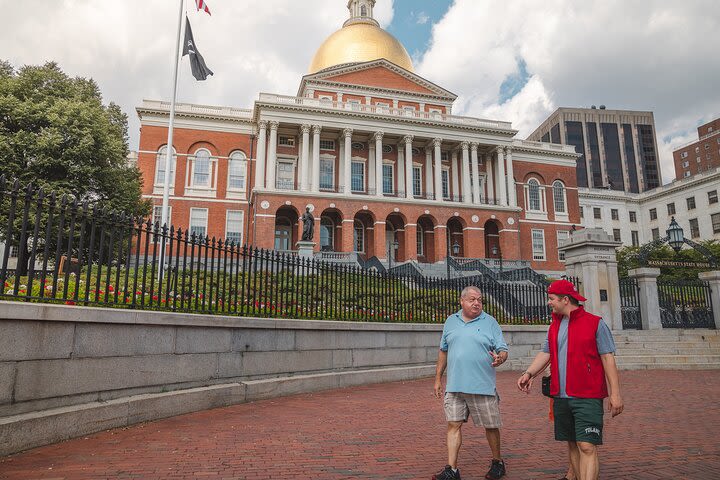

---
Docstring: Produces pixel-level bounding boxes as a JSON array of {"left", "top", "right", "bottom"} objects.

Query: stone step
[
  {"left": 615, "top": 346, "right": 720, "bottom": 355},
  {"left": 618, "top": 363, "right": 720, "bottom": 370},
  {"left": 616, "top": 354, "right": 720, "bottom": 364}
]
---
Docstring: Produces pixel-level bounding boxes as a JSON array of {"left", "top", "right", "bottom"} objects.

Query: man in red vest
[{"left": 517, "top": 280, "right": 623, "bottom": 480}]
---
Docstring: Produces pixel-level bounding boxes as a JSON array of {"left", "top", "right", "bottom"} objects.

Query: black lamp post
[
  {"left": 667, "top": 216, "right": 684, "bottom": 253},
  {"left": 388, "top": 238, "right": 399, "bottom": 268},
  {"left": 446, "top": 239, "right": 460, "bottom": 280}
]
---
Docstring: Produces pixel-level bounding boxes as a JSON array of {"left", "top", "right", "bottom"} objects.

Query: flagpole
[
  {"left": 161, "top": 0, "right": 184, "bottom": 230},
  {"left": 159, "top": 0, "right": 185, "bottom": 286}
]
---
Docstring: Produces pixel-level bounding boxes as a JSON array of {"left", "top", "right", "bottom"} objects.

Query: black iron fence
[
  {"left": 619, "top": 278, "right": 642, "bottom": 329},
  {"left": 0, "top": 177, "right": 553, "bottom": 324},
  {"left": 658, "top": 279, "right": 715, "bottom": 329}
]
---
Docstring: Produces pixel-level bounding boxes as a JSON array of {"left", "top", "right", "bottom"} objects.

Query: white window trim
[
  {"left": 153, "top": 146, "right": 177, "bottom": 194},
  {"left": 186, "top": 149, "right": 217, "bottom": 197},
  {"left": 416, "top": 227, "right": 425, "bottom": 256},
  {"left": 278, "top": 135, "right": 296, "bottom": 146},
  {"left": 319, "top": 139, "right": 336, "bottom": 151},
  {"left": 275, "top": 156, "right": 298, "bottom": 190},
  {"left": 552, "top": 180, "right": 569, "bottom": 221},
  {"left": 382, "top": 161, "right": 395, "bottom": 195},
  {"left": 412, "top": 164, "right": 423, "bottom": 196},
  {"left": 441, "top": 166, "right": 451, "bottom": 199},
  {"left": 531, "top": 229, "right": 546, "bottom": 261},
  {"left": 354, "top": 221, "right": 365, "bottom": 253},
  {"left": 319, "top": 154, "right": 336, "bottom": 190},
  {"left": 524, "top": 179, "right": 548, "bottom": 221},
  {"left": 226, "top": 151, "right": 247, "bottom": 199},
  {"left": 351, "top": 158, "right": 366, "bottom": 193},
  {"left": 225, "top": 210, "right": 244, "bottom": 246},
  {"left": 557, "top": 230, "right": 570, "bottom": 262},
  {"left": 189, "top": 208, "right": 209, "bottom": 239}
]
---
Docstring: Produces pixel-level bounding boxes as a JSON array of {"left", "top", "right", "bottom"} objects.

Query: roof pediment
[{"left": 297, "top": 59, "right": 457, "bottom": 101}]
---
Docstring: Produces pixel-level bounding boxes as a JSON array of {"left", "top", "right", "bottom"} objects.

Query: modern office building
[
  {"left": 528, "top": 107, "right": 662, "bottom": 193},
  {"left": 673, "top": 117, "right": 720, "bottom": 180},
  {"left": 135, "top": 0, "right": 580, "bottom": 273}
]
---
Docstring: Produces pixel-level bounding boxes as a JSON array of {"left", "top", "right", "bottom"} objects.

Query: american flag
[{"left": 195, "top": 0, "right": 211, "bottom": 15}]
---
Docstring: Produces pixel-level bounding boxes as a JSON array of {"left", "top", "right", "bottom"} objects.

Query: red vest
[{"left": 548, "top": 307, "right": 608, "bottom": 399}]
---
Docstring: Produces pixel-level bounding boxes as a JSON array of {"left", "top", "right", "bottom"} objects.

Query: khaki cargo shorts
[{"left": 443, "top": 392, "right": 502, "bottom": 428}]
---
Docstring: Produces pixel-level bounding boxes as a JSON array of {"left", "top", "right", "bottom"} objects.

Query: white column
[
  {"left": 254, "top": 120, "right": 267, "bottom": 189},
  {"left": 404, "top": 135, "right": 414, "bottom": 199},
  {"left": 505, "top": 147, "right": 517, "bottom": 207},
  {"left": 397, "top": 143, "right": 405, "bottom": 196},
  {"left": 471, "top": 142, "right": 481, "bottom": 204},
  {"left": 461, "top": 142, "right": 471, "bottom": 204},
  {"left": 425, "top": 146, "right": 433, "bottom": 198},
  {"left": 374, "top": 131, "right": 384, "bottom": 197},
  {"left": 300, "top": 124, "right": 310, "bottom": 191},
  {"left": 338, "top": 134, "right": 344, "bottom": 193},
  {"left": 433, "top": 138, "right": 443, "bottom": 201},
  {"left": 368, "top": 141, "right": 376, "bottom": 194},
  {"left": 451, "top": 150, "right": 459, "bottom": 202},
  {"left": 266, "top": 121, "right": 278, "bottom": 191},
  {"left": 311, "top": 125, "right": 321, "bottom": 192},
  {"left": 496, "top": 147, "right": 507, "bottom": 206},
  {"left": 343, "top": 128, "right": 353, "bottom": 195}
]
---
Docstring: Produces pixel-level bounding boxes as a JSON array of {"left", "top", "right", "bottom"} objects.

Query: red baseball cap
[{"left": 547, "top": 279, "right": 586, "bottom": 302}]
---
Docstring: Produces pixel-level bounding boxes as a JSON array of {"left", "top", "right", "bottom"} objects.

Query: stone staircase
[{"left": 500, "top": 329, "right": 720, "bottom": 372}]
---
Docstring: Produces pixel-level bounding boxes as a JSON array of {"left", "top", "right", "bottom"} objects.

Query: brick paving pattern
[{"left": 1, "top": 370, "right": 719, "bottom": 479}]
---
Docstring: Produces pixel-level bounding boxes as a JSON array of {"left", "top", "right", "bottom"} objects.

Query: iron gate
[
  {"left": 619, "top": 278, "right": 642, "bottom": 329},
  {"left": 658, "top": 279, "right": 715, "bottom": 329}
]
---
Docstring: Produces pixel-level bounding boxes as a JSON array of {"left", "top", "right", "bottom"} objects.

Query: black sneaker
[
  {"left": 432, "top": 465, "right": 461, "bottom": 480},
  {"left": 485, "top": 459, "right": 506, "bottom": 480}
]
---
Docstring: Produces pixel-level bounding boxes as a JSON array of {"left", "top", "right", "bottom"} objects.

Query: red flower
[{"left": 65, "top": 300, "right": 75, "bottom": 305}]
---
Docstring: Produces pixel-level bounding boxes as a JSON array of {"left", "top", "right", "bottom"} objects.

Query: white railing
[
  {"left": 514, "top": 139, "right": 578, "bottom": 154},
  {"left": 315, "top": 251, "right": 358, "bottom": 263},
  {"left": 141, "top": 99, "right": 253, "bottom": 119},
  {"left": 257, "top": 93, "right": 513, "bottom": 130}
]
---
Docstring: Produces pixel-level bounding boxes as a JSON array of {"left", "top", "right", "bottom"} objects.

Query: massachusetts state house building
[{"left": 136, "top": 0, "right": 580, "bottom": 274}]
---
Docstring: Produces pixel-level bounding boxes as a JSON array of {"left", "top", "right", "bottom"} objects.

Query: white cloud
[
  {"left": 1, "top": 0, "right": 718, "bottom": 185},
  {"left": 418, "top": 0, "right": 720, "bottom": 183}
]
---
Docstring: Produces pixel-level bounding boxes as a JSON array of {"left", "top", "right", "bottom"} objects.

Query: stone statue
[{"left": 301, "top": 207, "right": 315, "bottom": 241}]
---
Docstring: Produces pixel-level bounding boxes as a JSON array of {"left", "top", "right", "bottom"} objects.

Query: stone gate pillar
[
  {"left": 699, "top": 271, "right": 720, "bottom": 330},
  {"left": 628, "top": 268, "right": 662, "bottom": 330},
  {"left": 559, "top": 228, "right": 623, "bottom": 330}
]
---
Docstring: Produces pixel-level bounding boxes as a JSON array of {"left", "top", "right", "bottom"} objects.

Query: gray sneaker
[{"left": 432, "top": 465, "right": 460, "bottom": 480}]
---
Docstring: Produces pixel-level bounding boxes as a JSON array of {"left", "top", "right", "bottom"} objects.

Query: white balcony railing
[{"left": 257, "top": 93, "right": 514, "bottom": 130}]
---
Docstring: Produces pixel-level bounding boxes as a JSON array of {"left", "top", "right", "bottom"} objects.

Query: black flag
[{"left": 182, "top": 17, "right": 213, "bottom": 81}]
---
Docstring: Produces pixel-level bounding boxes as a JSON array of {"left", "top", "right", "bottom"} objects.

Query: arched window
[
  {"left": 274, "top": 217, "right": 292, "bottom": 251},
  {"left": 228, "top": 151, "right": 246, "bottom": 191},
  {"left": 155, "top": 145, "right": 176, "bottom": 186},
  {"left": 353, "top": 220, "right": 365, "bottom": 253},
  {"left": 416, "top": 226, "right": 424, "bottom": 256},
  {"left": 193, "top": 149, "right": 211, "bottom": 187},
  {"left": 528, "top": 179, "right": 541, "bottom": 211},
  {"left": 552, "top": 180, "right": 566, "bottom": 213},
  {"left": 360, "top": 5, "right": 367, "bottom": 16},
  {"left": 320, "top": 216, "right": 335, "bottom": 251}
]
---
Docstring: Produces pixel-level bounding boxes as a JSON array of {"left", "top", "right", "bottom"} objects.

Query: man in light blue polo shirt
[{"left": 432, "top": 286, "right": 509, "bottom": 480}]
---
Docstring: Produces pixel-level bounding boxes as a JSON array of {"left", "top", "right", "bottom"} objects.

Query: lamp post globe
[{"left": 667, "top": 216, "right": 684, "bottom": 253}]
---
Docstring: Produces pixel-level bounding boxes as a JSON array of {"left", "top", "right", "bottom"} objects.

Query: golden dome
[{"left": 309, "top": 22, "right": 414, "bottom": 74}]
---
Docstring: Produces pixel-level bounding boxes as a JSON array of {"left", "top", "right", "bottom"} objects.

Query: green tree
[
  {"left": 0, "top": 60, "right": 150, "bottom": 275},
  {"left": 616, "top": 240, "right": 720, "bottom": 280}
]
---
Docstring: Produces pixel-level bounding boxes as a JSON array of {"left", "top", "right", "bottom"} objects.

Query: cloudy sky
[{"left": 2, "top": 0, "right": 719, "bottom": 184}]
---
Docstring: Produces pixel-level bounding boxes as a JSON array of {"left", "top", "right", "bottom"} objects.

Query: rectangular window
[
  {"left": 631, "top": 230, "right": 639, "bottom": 247},
  {"left": 689, "top": 218, "right": 700, "bottom": 238},
  {"left": 275, "top": 161, "right": 295, "bottom": 190},
  {"left": 682, "top": 161, "right": 689, "bottom": 168},
  {"left": 155, "top": 150, "right": 176, "bottom": 186},
  {"left": 402, "top": 106, "right": 415, "bottom": 116},
  {"left": 412, "top": 166, "right": 422, "bottom": 196},
  {"left": 684, "top": 171, "right": 691, "bottom": 178},
  {"left": 351, "top": 161, "right": 365, "bottom": 192},
  {"left": 687, "top": 197, "right": 696, "bottom": 210},
  {"left": 557, "top": 231, "right": 570, "bottom": 261},
  {"left": 278, "top": 136, "right": 295, "bottom": 146},
  {"left": 354, "top": 223, "right": 364, "bottom": 253},
  {"left": 319, "top": 139, "right": 335, "bottom": 150},
  {"left": 441, "top": 152, "right": 450, "bottom": 161},
  {"left": 531, "top": 229, "right": 546, "bottom": 261},
  {"left": 712, "top": 213, "right": 720, "bottom": 234},
  {"left": 193, "top": 155, "right": 210, "bottom": 187},
  {"left": 613, "top": 228, "right": 621, "bottom": 242},
  {"left": 382, "top": 164, "right": 394, "bottom": 194},
  {"left": 189, "top": 208, "right": 208, "bottom": 238},
  {"left": 152, "top": 205, "right": 172, "bottom": 227},
  {"left": 376, "top": 102, "right": 390, "bottom": 113},
  {"left": 629, "top": 211, "right": 637, "bottom": 222},
  {"left": 593, "top": 207, "right": 602, "bottom": 220},
  {"left": 416, "top": 229, "right": 424, "bottom": 256},
  {"left": 680, "top": 151, "right": 688, "bottom": 158},
  {"left": 651, "top": 227, "right": 660, "bottom": 240},
  {"left": 611, "top": 209, "right": 619, "bottom": 220},
  {"left": 709, "top": 190, "right": 719, "bottom": 204},
  {"left": 580, "top": 206, "right": 584, "bottom": 218},
  {"left": 319, "top": 158, "right": 334, "bottom": 190},
  {"left": 649, "top": 208, "right": 657, "bottom": 220},
  {"left": 225, "top": 211, "right": 243, "bottom": 245},
  {"left": 228, "top": 158, "right": 246, "bottom": 190},
  {"left": 667, "top": 202, "right": 676, "bottom": 215},
  {"left": 349, "top": 100, "right": 361, "bottom": 111},
  {"left": 441, "top": 169, "right": 450, "bottom": 199}
]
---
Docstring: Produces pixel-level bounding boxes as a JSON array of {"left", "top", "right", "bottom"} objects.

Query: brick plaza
[{"left": 1, "top": 370, "right": 718, "bottom": 479}]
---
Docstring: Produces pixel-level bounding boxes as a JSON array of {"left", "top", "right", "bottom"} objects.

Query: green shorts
[{"left": 553, "top": 398, "right": 604, "bottom": 445}]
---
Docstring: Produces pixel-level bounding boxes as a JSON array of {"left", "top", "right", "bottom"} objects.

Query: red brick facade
[{"left": 673, "top": 117, "right": 720, "bottom": 180}]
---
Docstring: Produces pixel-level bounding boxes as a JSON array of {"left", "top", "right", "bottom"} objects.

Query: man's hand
[
  {"left": 433, "top": 378, "right": 444, "bottom": 399},
  {"left": 608, "top": 394, "right": 624, "bottom": 417},
  {"left": 489, "top": 350, "right": 508, "bottom": 368},
  {"left": 517, "top": 372, "right": 533, "bottom": 393}
]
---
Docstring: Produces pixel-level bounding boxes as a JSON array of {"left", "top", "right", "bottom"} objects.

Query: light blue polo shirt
[{"left": 440, "top": 310, "right": 508, "bottom": 395}]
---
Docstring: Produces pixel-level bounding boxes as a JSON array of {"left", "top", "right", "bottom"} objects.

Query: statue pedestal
[{"left": 296, "top": 241, "right": 316, "bottom": 259}]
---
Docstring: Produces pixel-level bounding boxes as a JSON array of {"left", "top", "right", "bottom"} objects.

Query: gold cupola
[{"left": 308, "top": 0, "right": 414, "bottom": 73}]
